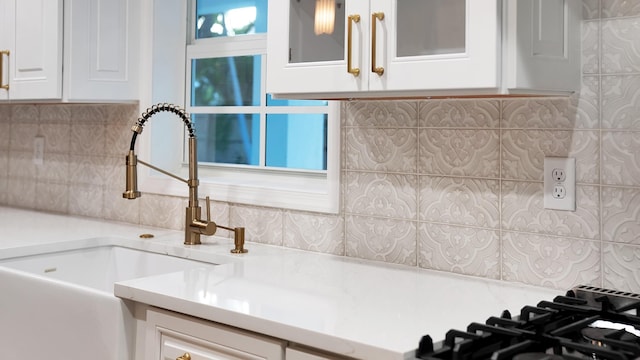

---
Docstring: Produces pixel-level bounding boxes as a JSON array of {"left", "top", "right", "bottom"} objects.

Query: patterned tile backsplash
[{"left": 1, "top": 1, "right": 640, "bottom": 293}]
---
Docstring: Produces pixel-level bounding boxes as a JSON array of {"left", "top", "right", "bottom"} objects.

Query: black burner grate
[{"left": 416, "top": 287, "right": 640, "bottom": 360}]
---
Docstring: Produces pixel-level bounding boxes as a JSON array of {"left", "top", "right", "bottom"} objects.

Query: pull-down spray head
[{"left": 123, "top": 149, "right": 141, "bottom": 199}]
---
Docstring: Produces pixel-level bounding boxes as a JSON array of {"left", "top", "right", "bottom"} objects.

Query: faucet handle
[{"left": 205, "top": 196, "right": 211, "bottom": 223}]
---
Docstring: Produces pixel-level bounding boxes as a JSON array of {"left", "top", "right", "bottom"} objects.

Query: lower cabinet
[
  {"left": 146, "top": 309, "right": 285, "bottom": 360},
  {"left": 145, "top": 308, "right": 355, "bottom": 360}
]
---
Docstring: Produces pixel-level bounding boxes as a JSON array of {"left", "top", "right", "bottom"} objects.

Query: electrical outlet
[
  {"left": 33, "top": 136, "right": 44, "bottom": 165},
  {"left": 544, "top": 157, "right": 575, "bottom": 211},
  {"left": 552, "top": 185, "right": 566, "bottom": 199},
  {"left": 552, "top": 168, "right": 566, "bottom": 182}
]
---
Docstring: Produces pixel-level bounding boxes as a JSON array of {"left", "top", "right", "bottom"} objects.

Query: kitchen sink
[
  {"left": 0, "top": 245, "right": 215, "bottom": 292},
  {"left": 0, "top": 244, "right": 215, "bottom": 360}
]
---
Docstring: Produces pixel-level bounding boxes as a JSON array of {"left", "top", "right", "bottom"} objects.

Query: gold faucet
[{"left": 123, "top": 103, "right": 248, "bottom": 253}]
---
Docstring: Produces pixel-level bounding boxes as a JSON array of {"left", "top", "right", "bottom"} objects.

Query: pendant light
[{"left": 314, "top": 0, "right": 335, "bottom": 35}]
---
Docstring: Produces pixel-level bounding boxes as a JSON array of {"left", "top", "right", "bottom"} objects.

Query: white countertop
[{"left": 0, "top": 206, "right": 560, "bottom": 359}]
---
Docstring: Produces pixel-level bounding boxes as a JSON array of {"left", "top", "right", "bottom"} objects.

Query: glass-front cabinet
[{"left": 267, "top": 0, "right": 580, "bottom": 98}]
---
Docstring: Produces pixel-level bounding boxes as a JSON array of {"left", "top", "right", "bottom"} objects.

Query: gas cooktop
[{"left": 415, "top": 285, "right": 640, "bottom": 360}]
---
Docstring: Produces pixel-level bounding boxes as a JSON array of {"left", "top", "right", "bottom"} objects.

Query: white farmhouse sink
[
  {"left": 0, "top": 245, "right": 216, "bottom": 360},
  {"left": 0, "top": 245, "right": 212, "bottom": 292}
]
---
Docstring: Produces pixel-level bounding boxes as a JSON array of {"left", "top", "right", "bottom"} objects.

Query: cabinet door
[
  {"left": 9, "top": 0, "right": 63, "bottom": 99},
  {"left": 503, "top": 0, "right": 581, "bottom": 93},
  {"left": 64, "top": 0, "right": 139, "bottom": 101},
  {"left": 0, "top": 0, "right": 12, "bottom": 100},
  {"left": 161, "top": 333, "right": 273, "bottom": 360},
  {"left": 370, "top": 0, "right": 499, "bottom": 92},
  {"left": 267, "top": 0, "right": 369, "bottom": 95}
]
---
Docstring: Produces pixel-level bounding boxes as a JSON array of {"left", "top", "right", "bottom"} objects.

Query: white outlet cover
[{"left": 543, "top": 157, "right": 576, "bottom": 211}]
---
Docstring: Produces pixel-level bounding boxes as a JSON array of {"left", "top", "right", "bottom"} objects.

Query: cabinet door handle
[
  {"left": 176, "top": 353, "right": 191, "bottom": 360},
  {"left": 371, "top": 12, "right": 384, "bottom": 76},
  {"left": 0, "top": 50, "right": 9, "bottom": 90},
  {"left": 347, "top": 14, "right": 360, "bottom": 76}
]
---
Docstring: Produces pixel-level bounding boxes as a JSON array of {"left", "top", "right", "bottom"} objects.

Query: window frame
[{"left": 137, "top": 0, "right": 340, "bottom": 214}]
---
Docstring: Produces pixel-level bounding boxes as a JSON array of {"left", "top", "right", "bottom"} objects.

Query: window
[{"left": 139, "top": 0, "right": 339, "bottom": 213}]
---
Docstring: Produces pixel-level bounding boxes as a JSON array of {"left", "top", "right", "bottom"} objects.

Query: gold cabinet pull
[
  {"left": 176, "top": 353, "right": 191, "bottom": 360},
  {"left": 347, "top": 14, "right": 360, "bottom": 76},
  {"left": 0, "top": 50, "right": 9, "bottom": 90},
  {"left": 371, "top": 12, "right": 384, "bottom": 76}
]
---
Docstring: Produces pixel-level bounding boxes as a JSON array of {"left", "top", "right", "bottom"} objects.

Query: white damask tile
[
  {"left": 418, "top": 100, "right": 500, "bottom": 128},
  {"left": 418, "top": 222, "right": 499, "bottom": 279},
  {"left": 502, "top": 95, "right": 597, "bottom": 129},
  {"left": 0, "top": 123, "right": 9, "bottom": 150},
  {"left": 501, "top": 130, "right": 599, "bottom": 184},
  {"left": 419, "top": 176, "right": 500, "bottom": 228},
  {"left": 602, "top": 131, "right": 640, "bottom": 185},
  {"left": 68, "top": 184, "right": 104, "bottom": 218},
  {"left": 37, "top": 153, "right": 70, "bottom": 183},
  {"left": 6, "top": 177, "right": 36, "bottom": 209},
  {"left": 9, "top": 123, "right": 38, "bottom": 152},
  {"left": 344, "top": 100, "right": 418, "bottom": 127},
  {"left": 344, "top": 171, "right": 417, "bottom": 220},
  {"left": 602, "top": 0, "right": 640, "bottom": 18},
  {"left": 8, "top": 151, "right": 36, "bottom": 179},
  {"left": 102, "top": 187, "right": 140, "bottom": 223},
  {"left": 602, "top": 18, "right": 640, "bottom": 73},
  {"left": 570, "top": 77, "right": 600, "bottom": 129},
  {"left": 103, "top": 156, "right": 124, "bottom": 190},
  {"left": 346, "top": 215, "right": 416, "bottom": 266},
  {"left": 105, "top": 120, "right": 133, "bottom": 156},
  {"left": 35, "top": 181, "right": 69, "bottom": 214},
  {"left": 284, "top": 211, "right": 344, "bottom": 255},
  {"left": 602, "top": 75, "right": 640, "bottom": 128},
  {"left": 209, "top": 199, "right": 230, "bottom": 230},
  {"left": 502, "top": 182, "right": 600, "bottom": 240},
  {"left": 106, "top": 104, "right": 139, "bottom": 124},
  {"left": 583, "top": 0, "right": 600, "bottom": 19},
  {"left": 69, "top": 155, "right": 107, "bottom": 187},
  {"left": 70, "top": 123, "right": 106, "bottom": 155},
  {"left": 582, "top": 21, "right": 600, "bottom": 74},
  {"left": 71, "top": 105, "right": 109, "bottom": 123},
  {"left": 0, "top": 152, "right": 7, "bottom": 177},
  {"left": 230, "top": 205, "right": 283, "bottom": 246},
  {"left": 140, "top": 194, "right": 187, "bottom": 231},
  {"left": 11, "top": 105, "right": 38, "bottom": 123},
  {"left": 39, "top": 105, "right": 72, "bottom": 124},
  {"left": 602, "top": 187, "right": 640, "bottom": 244},
  {"left": 345, "top": 127, "right": 416, "bottom": 172},
  {"left": 40, "top": 123, "right": 71, "bottom": 154},
  {"left": 503, "top": 231, "right": 601, "bottom": 290},
  {"left": 0, "top": 105, "right": 10, "bottom": 122},
  {"left": 603, "top": 243, "right": 640, "bottom": 293},
  {"left": 0, "top": 174, "right": 7, "bottom": 205},
  {"left": 419, "top": 129, "right": 499, "bottom": 178}
]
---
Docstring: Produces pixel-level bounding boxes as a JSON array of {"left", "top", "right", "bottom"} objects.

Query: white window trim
[{"left": 136, "top": 0, "right": 340, "bottom": 214}]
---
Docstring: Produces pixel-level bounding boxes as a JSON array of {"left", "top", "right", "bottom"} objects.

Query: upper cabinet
[
  {"left": 63, "top": 0, "right": 139, "bottom": 102},
  {"left": 266, "top": 0, "right": 581, "bottom": 99},
  {"left": 0, "top": 0, "right": 63, "bottom": 100},
  {"left": 0, "top": 0, "right": 138, "bottom": 102}
]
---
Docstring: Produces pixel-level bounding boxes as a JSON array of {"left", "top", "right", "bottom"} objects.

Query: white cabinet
[
  {"left": 267, "top": 0, "right": 581, "bottom": 99},
  {"left": 63, "top": 0, "right": 139, "bottom": 101},
  {"left": 146, "top": 309, "right": 285, "bottom": 360},
  {"left": 0, "top": 0, "right": 138, "bottom": 102},
  {"left": 0, "top": 0, "right": 63, "bottom": 100}
]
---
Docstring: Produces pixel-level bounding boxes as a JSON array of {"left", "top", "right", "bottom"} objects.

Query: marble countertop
[{"left": 0, "top": 206, "right": 560, "bottom": 359}]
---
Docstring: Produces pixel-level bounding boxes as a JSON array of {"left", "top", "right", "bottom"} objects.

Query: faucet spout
[{"left": 123, "top": 103, "right": 248, "bottom": 253}]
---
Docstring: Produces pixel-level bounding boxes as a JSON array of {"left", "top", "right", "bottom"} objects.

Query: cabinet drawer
[{"left": 146, "top": 308, "right": 284, "bottom": 360}]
